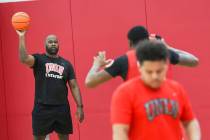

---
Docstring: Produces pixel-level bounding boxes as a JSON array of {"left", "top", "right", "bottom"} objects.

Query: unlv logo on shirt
[
  {"left": 144, "top": 98, "right": 179, "bottom": 121},
  {"left": 45, "top": 63, "right": 65, "bottom": 79}
]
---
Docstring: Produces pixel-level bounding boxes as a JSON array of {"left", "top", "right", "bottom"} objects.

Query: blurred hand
[
  {"left": 149, "top": 34, "right": 170, "bottom": 47},
  {"left": 76, "top": 107, "right": 84, "bottom": 123},
  {"left": 16, "top": 30, "right": 26, "bottom": 37},
  {"left": 149, "top": 34, "right": 163, "bottom": 40},
  {"left": 93, "top": 51, "right": 112, "bottom": 67}
]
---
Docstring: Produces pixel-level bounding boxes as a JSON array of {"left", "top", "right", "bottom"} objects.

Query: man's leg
[
  {"left": 34, "top": 135, "right": 47, "bottom": 140},
  {"left": 54, "top": 104, "right": 73, "bottom": 140},
  {"left": 32, "top": 103, "right": 54, "bottom": 140},
  {"left": 58, "top": 133, "right": 69, "bottom": 140}
]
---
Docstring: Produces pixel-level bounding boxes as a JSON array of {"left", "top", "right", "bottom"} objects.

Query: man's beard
[{"left": 46, "top": 46, "right": 59, "bottom": 55}]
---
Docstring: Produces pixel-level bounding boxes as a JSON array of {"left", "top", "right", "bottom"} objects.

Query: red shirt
[
  {"left": 111, "top": 77, "right": 195, "bottom": 140},
  {"left": 126, "top": 49, "right": 173, "bottom": 81},
  {"left": 125, "top": 50, "right": 139, "bottom": 80}
]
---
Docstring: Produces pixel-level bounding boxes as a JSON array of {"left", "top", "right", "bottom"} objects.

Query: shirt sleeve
[
  {"left": 104, "top": 55, "right": 128, "bottom": 80},
  {"left": 179, "top": 86, "right": 195, "bottom": 122},
  {"left": 168, "top": 49, "right": 180, "bottom": 65},
  {"left": 67, "top": 62, "right": 76, "bottom": 80},
  {"left": 31, "top": 53, "right": 41, "bottom": 69},
  {"left": 111, "top": 86, "right": 132, "bottom": 124}
]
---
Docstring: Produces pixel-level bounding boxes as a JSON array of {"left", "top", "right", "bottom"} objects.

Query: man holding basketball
[
  {"left": 85, "top": 26, "right": 199, "bottom": 87},
  {"left": 111, "top": 40, "right": 201, "bottom": 140},
  {"left": 16, "top": 30, "right": 84, "bottom": 140}
]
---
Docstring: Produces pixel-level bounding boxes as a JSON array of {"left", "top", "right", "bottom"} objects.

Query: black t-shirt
[
  {"left": 105, "top": 50, "right": 179, "bottom": 80},
  {"left": 32, "top": 54, "right": 75, "bottom": 105}
]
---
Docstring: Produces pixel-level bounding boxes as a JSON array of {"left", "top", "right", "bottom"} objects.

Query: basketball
[{"left": 11, "top": 12, "right": 30, "bottom": 31}]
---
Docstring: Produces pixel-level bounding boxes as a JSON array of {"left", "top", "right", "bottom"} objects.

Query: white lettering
[{"left": 45, "top": 63, "right": 65, "bottom": 76}]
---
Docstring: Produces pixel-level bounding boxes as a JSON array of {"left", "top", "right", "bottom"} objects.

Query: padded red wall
[
  {"left": 0, "top": 0, "right": 78, "bottom": 140},
  {"left": 0, "top": 22, "right": 8, "bottom": 140},
  {"left": 0, "top": 0, "right": 210, "bottom": 139}
]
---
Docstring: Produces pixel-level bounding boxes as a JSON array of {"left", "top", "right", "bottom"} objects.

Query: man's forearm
[
  {"left": 168, "top": 47, "right": 199, "bottom": 67},
  {"left": 19, "top": 35, "right": 29, "bottom": 62},
  {"left": 85, "top": 65, "right": 101, "bottom": 87},
  {"left": 168, "top": 47, "right": 192, "bottom": 56},
  {"left": 71, "top": 86, "right": 83, "bottom": 107},
  {"left": 113, "top": 125, "right": 129, "bottom": 140},
  {"left": 87, "top": 65, "right": 100, "bottom": 78},
  {"left": 184, "top": 119, "right": 201, "bottom": 140},
  {"left": 113, "top": 132, "right": 128, "bottom": 140}
]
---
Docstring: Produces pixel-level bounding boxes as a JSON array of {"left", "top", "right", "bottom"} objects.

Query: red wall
[
  {"left": 0, "top": 0, "right": 209, "bottom": 139},
  {"left": 0, "top": 0, "right": 78, "bottom": 139},
  {"left": 0, "top": 23, "right": 8, "bottom": 140}
]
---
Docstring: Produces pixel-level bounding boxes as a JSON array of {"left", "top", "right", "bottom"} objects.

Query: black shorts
[{"left": 32, "top": 103, "right": 73, "bottom": 136}]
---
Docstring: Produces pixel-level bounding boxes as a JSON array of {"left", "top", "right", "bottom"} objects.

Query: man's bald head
[
  {"left": 45, "top": 34, "right": 58, "bottom": 44},
  {"left": 45, "top": 34, "right": 59, "bottom": 56}
]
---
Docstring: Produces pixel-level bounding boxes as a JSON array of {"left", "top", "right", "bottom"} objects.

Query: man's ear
[
  {"left": 137, "top": 61, "right": 143, "bottom": 75},
  {"left": 128, "top": 40, "right": 133, "bottom": 48},
  {"left": 137, "top": 61, "right": 142, "bottom": 70}
]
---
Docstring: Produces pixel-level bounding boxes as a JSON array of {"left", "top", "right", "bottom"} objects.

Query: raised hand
[{"left": 16, "top": 30, "right": 26, "bottom": 37}]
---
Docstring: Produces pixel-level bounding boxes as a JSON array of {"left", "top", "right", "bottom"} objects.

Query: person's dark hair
[
  {"left": 127, "top": 26, "right": 149, "bottom": 46},
  {"left": 136, "top": 40, "right": 169, "bottom": 64}
]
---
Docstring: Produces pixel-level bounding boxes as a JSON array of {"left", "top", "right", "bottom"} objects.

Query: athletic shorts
[{"left": 32, "top": 103, "right": 73, "bottom": 136}]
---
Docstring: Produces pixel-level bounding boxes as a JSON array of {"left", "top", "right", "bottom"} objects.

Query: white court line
[{"left": 0, "top": 0, "right": 34, "bottom": 3}]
